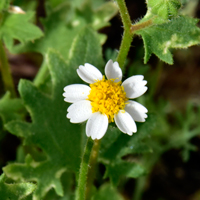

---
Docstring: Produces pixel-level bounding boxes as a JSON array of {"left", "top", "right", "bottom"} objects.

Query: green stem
[
  {"left": 33, "top": 61, "right": 48, "bottom": 86},
  {"left": 116, "top": 0, "right": 133, "bottom": 69},
  {"left": 116, "top": 0, "right": 132, "bottom": 29},
  {"left": 75, "top": 138, "right": 94, "bottom": 200},
  {"left": 0, "top": 40, "right": 16, "bottom": 97},
  {"left": 116, "top": 29, "right": 133, "bottom": 70},
  {"left": 85, "top": 139, "right": 101, "bottom": 200},
  {"left": 132, "top": 176, "right": 146, "bottom": 200},
  {"left": 116, "top": 0, "right": 154, "bottom": 69}
]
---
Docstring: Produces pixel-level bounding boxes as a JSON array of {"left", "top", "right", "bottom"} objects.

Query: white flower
[{"left": 63, "top": 60, "right": 148, "bottom": 140}]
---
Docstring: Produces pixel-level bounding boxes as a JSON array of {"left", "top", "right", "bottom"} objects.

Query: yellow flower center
[{"left": 88, "top": 76, "right": 128, "bottom": 122}]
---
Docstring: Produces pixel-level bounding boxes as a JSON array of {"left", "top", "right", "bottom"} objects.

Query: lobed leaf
[
  {"left": 147, "top": 0, "right": 181, "bottom": 19},
  {"left": 10, "top": 1, "right": 117, "bottom": 55},
  {"left": 4, "top": 27, "right": 103, "bottom": 199},
  {"left": 99, "top": 115, "right": 155, "bottom": 185},
  {"left": 10, "top": 6, "right": 77, "bottom": 58},
  {"left": 92, "top": 183, "right": 123, "bottom": 200},
  {"left": 0, "top": 92, "right": 25, "bottom": 124},
  {"left": 104, "top": 160, "right": 146, "bottom": 185},
  {"left": 0, "top": 11, "right": 43, "bottom": 50},
  {"left": 71, "top": 1, "right": 118, "bottom": 31},
  {"left": 135, "top": 16, "right": 200, "bottom": 64},
  {"left": 0, "top": 173, "right": 36, "bottom": 200}
]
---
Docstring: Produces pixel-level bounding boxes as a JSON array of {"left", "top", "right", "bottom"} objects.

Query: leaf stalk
[{"left": 131, "top": 19, "right": 153, "bottom": 33}]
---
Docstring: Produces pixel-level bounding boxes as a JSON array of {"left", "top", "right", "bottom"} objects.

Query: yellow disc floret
[{"left": 88, "top": 76, "right": 128, "bottom": 122}]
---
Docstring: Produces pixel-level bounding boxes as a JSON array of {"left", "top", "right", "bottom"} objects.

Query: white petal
[
  {"left": 105, "top": 60, "right": 122, "bottom": 82},
  {"left": 63, "top": 84, "right": 91, "bottom": 103},
  {"left": 125, "top": 100, "right": 148, "bottom": 122},
  {"left": 114, "top": 110, "right": 137, "bottom": 135},
  {"left": 67, "top": 100, "right": 92, "bottom": 123},
  {"left": 77, "top": 63, "right": 103, "bottom": 84},
  {"left": 122, "top": 75, "right": 147, "bottom": 99},
  {"left": 86, "top": 112, "right": 108, "bottom": 140}
]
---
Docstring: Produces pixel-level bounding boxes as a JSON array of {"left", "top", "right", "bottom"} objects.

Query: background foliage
[{"left": 0, "top": 0, "right": 200, "bottom": 200}]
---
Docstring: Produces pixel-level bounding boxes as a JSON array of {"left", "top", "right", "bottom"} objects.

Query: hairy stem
[
  {"left": 130, "top": 19, "right": 153, "bottom": 33},
  {"left": 85, "top": 139, "right": 101, "bottom": 200},
  {"left": 116, "top": 0, "right": 133, "bottom": 69},
  {"left": 116, "top": 0, "right": 155, "bottom": 69},
  {"left": 75, "top": 138, "right": 94, "bottom": 200},
  {"left": 116, "top": 0, "right": 132, "bottom": 29},
  {"left": 116, "top": 29, "right": 133, "bottom": 70},
  {"left": 0, "top": 40, "right": 16, "bottom": 97}
]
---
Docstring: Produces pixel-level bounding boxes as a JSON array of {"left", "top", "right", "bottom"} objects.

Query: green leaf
[
  {"left": 11, "top": 1, "right": 117, "bottom": 55},
  {"left": 147, "top": 0, "right": 181, "bottom": 19},
  {"left": 105, "top": 160, "right": 146, "bottom": 185},
  {"left": 10, "top": 5, "right": 83, "bottom": 58},
  {"left": 135, "top": 16, "right": 200, "bottom": 64},
  {"left": 99, "top": 115, "right": 155, "bottom": 185},
  {"left": 0, "top": 92, "right": 25, "bottom": 124},
  {"left": 166, "top": 103, "right": 200, "bottom": 162},
  {"left": 0, "top": 92, "right": 25, "bottom": 147},
  {"left": 71, "top": 1, "right": 118, "bottom": 31},
  {"left": 0, "top": 173, "right": 36, "bottom": 200},
  {"left": 100, "top": 115, "right": 155, "bottom": 162},
  {"left": 92, "top": 183, "right": 123, "bottom": 200},
  {"left": 0, "top": 11, "right": 43, "bottom": 50},
  {"left": 47, "top": 0, "right": 69, "bottom": 8},
  {"left": 4, "top": 27, "right": 103, "bottom": 199},
  {"left": 43, "top": 171, "right": 75, "bottom": 200},
  {"left": 0, "top": 0, "right": 10, "bottom": 11}
]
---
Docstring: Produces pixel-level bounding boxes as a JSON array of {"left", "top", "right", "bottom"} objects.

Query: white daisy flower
[{"left": 63, "top": 60, "right": 148, "bottom": 140}]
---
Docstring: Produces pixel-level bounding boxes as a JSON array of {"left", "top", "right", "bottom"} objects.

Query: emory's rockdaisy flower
[{"left": 63, "top": 60, "right": 148, "bottom": 140}]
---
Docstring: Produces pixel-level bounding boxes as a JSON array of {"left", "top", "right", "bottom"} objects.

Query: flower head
[{"left": 63, "top": 60, "right": 148, "bottom": 140}]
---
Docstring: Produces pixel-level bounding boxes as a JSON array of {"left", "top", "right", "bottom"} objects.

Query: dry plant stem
[
  {"left": 0, "top": 40, "right": 16, "bottom": 97},
  {"left": 75, "top": 138, "right": 94, "bottom": 200},
  {"left": 85, "top": 139, "right": 101, "bottom": 200}
]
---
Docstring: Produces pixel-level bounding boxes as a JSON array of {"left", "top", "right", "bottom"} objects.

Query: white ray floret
[
  {"left": 125, "top": 100, "right": 148, "bottom": 122},
  {"left": 105, "top": 60, "right": 122, "bottom": 82},
  {"left": 67, "top": 100, "right": 92, "bottom": 123},
  {"left": 114, "top": 110, "right": 137, "bottom": 135},
  {"left": 122, "top": 75, "right": 147, "bottom": 99},
  {"left": 86, "top": 112, "right": 108, "bottom": 140},
  {"left": 77, "top": 63, "right": 103, "bottom": 84},
  {"left": 63, "top": 84, "right": 91, "bottom": 103}
]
